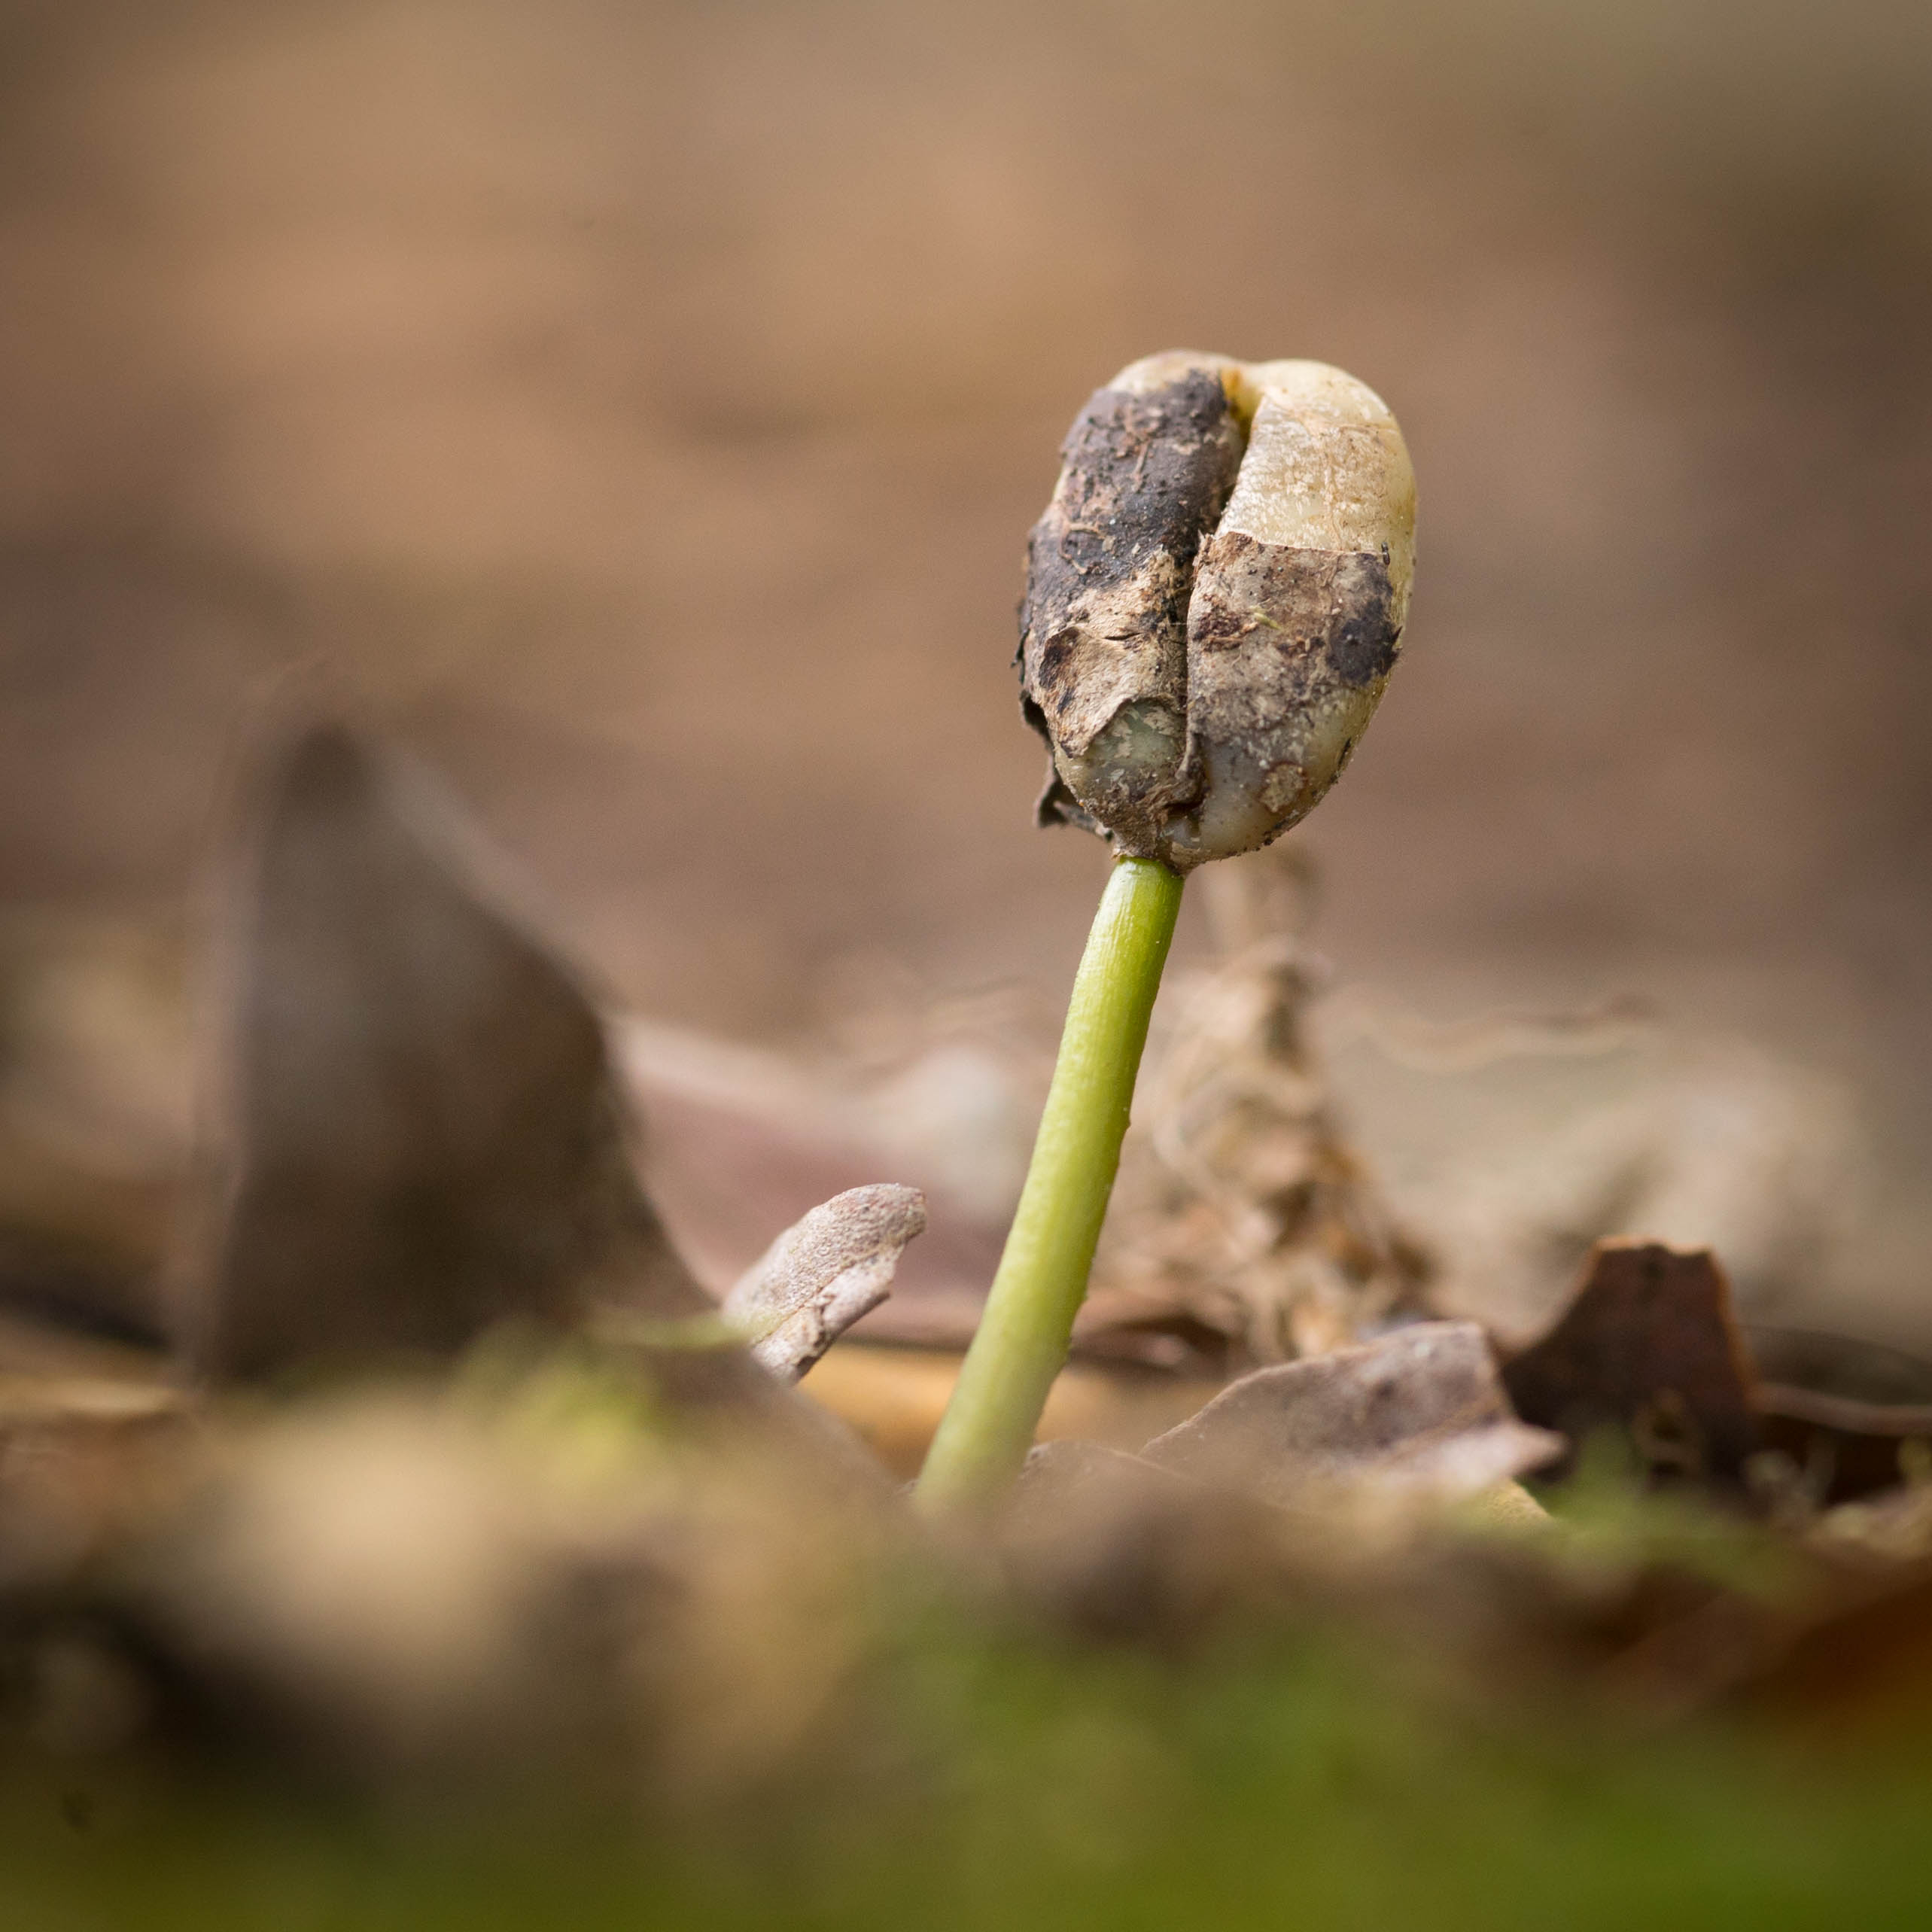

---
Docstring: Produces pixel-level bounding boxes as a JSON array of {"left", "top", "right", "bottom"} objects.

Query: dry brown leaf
[
  {"left": 1082, "top": 846, "right": 1432, "bottom": 1374},
  {"left": 1139, "top": 1320, "right": 1560, "bottom": 1508},
  {"left": 187, "top": 723, "right": 711, "bottom": 1379},
  {"left": 175, "top": 723, "right": 890, "bottom": 1491},
  {"left": 1500, "top": 1240, "right": 1762, "bottom": 1492}
]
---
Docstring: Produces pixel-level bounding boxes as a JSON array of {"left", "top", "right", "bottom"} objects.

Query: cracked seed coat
[{"left": 1018, "top": 353, "right": 1416, "bottom": 870}]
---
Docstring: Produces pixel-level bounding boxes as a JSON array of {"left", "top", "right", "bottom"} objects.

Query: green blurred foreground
[{"left": 8, "top": 1596, "right": 1930, "bottom": 1932}]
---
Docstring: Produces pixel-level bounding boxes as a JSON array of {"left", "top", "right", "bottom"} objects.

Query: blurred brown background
[{"left": 2, "top": 2, "right": 1928, "bottom": 1333}]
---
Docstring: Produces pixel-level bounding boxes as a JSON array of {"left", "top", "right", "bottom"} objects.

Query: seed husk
[{"left": 1019, "top": 353, "right": 1416, "bottom": 870}]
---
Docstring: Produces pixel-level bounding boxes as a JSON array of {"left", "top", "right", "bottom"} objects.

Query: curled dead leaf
[{"left": 723, "top": 1183, "right": 926, "bottom": 1381}]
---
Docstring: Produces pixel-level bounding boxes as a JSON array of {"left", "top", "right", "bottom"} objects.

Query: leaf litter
[{"left": 2, "top": 721, "right": 1932, "bottom": 1921}]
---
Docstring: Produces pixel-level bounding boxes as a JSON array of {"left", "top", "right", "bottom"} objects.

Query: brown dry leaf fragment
[
  {"left": 723, "top": 1184, "right": 926, "bottom": 1382},
  {"left": 1500, "top": 1240, "right": 1762, "bottom": 1492},
  {"left": 1083, "top": 845, "right": 1432, "bottom": 1374},
  {"left": 1139, "top": 1320, "right": 1560, "bottom": 1508},
  {"left": 181, "top": 725, "right": 888, "bottom": 1491},
  {"left": 186, "top": 723, "right": 713, "bottom": 1380}
]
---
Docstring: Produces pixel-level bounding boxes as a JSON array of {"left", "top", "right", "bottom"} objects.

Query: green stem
[{"left": 914, "top": 855, "right": 1184, "bottom": 1514}]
